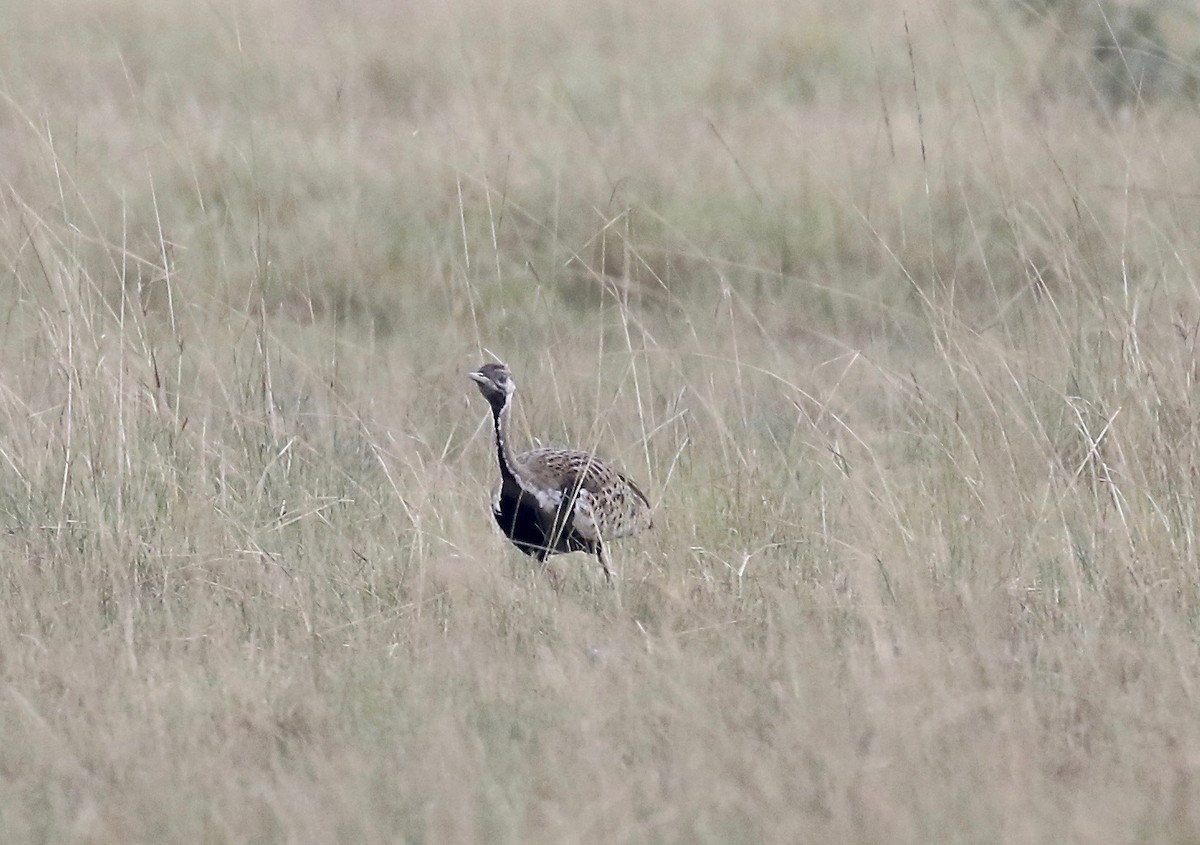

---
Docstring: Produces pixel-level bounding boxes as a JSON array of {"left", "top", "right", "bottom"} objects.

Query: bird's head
[{"left": 468, "top": 362, "right": 515, "bottom": 409}]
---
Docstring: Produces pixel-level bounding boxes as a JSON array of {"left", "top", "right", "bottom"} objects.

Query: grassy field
[{"left": 3, "top": 0, "right": 1200, "bottom": 841}]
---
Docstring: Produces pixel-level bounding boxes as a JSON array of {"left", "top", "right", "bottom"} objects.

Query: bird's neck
[{"left": 491, "top": 395, "right": 521, "bottom": 483}]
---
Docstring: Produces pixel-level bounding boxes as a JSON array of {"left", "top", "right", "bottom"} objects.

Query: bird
[{"left": 468, "top": 362, "right": 653, "bottom": 583}]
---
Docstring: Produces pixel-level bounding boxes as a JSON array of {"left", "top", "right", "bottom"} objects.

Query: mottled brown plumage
[{"left": 468, "top": 362, "right": 652, "bottom": 582}]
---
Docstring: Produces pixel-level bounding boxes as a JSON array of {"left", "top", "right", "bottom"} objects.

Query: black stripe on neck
[{"left": 491, "top": 399, "right": 518, "bottom": 483}]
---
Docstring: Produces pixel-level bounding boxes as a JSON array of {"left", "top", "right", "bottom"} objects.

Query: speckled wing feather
[{"left": 515, "top": 448, "right": 653, "bottom": 543}]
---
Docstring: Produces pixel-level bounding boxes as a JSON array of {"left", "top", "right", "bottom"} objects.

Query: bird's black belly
[{"left": 494, "top": 490, "right": 594, "bottom": 560}]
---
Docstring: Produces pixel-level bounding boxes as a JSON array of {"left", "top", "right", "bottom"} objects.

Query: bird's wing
[
  {"left": 517, "top": 448, "right": 619, "bottom": 495},
  {"left": 517, "top": 448, "right": 651, "bottom": 540}
]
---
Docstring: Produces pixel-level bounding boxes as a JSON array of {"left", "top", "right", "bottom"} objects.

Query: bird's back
[{"left": 513, "top": 447, "right": 653, "bottom": 541}]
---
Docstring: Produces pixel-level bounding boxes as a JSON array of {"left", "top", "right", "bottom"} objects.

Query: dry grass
[{"left": 3, "top": 0, "right": 1200, "bottom": 841}]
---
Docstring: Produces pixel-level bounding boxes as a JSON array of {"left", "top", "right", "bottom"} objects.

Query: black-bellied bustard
[{"left": 468, "top": 362, "right": 652, "bottom": 582}]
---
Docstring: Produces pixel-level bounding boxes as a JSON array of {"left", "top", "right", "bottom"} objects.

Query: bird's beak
[{"left": 467, "top": 371, "right": 488, "bottom": 385}]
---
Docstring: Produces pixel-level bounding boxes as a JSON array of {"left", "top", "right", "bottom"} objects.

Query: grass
[{"left": 3, "top": 0, "right": 1200, "bottom": 841}]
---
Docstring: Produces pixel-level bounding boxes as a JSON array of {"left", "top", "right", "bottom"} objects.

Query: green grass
[{"left": 3, "top": 0, "right": 1200, "bottom": 841}]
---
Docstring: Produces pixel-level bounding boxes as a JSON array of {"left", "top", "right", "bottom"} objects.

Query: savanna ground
[{"left": 2, "top": 0, "right": 1200, "bottom": 841}]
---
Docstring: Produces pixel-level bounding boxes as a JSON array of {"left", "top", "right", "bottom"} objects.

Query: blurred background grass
[{"left": 4, "top": 0, "right": 1200, "bottom": 841}]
